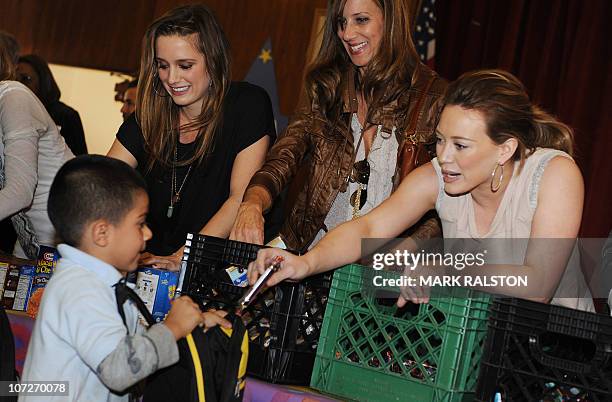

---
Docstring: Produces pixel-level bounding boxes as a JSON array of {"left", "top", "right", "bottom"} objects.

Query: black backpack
[{"left": 115, "top": 279, "right": 248, "bottom": 402}]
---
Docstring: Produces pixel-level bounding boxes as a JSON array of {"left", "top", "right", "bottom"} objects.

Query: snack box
[
  {"left": 135, "top": 267, "right": 178, "bottom": 323},
  {"left": 26, "top": 246, "right": 59, "bottom": 317},
  {"left": 0, "top": 261, "right": 8, "bottom": 298},
  {"left": 0, "top": 264, "right": 35, "bottom": 311}
]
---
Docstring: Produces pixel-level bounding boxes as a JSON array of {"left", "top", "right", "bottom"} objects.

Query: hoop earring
[
  {"left": 153, "top": 76, "right": 170, "bottom": 97},
  {"left": 490, "top": 163, "right": 504, "bottom": 192}
]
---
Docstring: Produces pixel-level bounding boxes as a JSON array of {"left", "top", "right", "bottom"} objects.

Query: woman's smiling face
[
  {"left": 337, "top": 0, "right": 384, "bottom": 69},
  {"left": 155, "top": 33, "right": 210, "bottom": 115}
]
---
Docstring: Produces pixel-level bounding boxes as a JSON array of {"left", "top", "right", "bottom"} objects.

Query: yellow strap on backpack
[
  {"left": 185, "top": 326, "right": 248, "bottom": 402},
  {"left": 186, "top": 333, "right": 206, "bottom": 402}
]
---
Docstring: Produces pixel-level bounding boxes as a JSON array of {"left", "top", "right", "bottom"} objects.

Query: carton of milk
[{"left": 135, "top": 267, "right": 178, "bottom": 323}]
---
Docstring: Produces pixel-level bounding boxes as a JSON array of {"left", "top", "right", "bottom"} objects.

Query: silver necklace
[{"left": 167, "top": 146, "right": 193, "bottom": 218}]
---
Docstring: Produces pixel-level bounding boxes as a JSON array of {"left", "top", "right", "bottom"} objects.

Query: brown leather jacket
[{"left": 249, "top": 63, "right": 447, "bottom": 252}]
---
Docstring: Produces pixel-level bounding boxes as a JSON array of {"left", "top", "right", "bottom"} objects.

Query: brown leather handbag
[{"left": 398, "top": 68, "right": 437, "bottom": 180}]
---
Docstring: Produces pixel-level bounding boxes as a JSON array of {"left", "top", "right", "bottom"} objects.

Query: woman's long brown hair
[
  {"left": 137, "top": 4, "right": 230, "bottom": 170},
  {"left": 303, "top": 0, "right": 420, "bottom": 123},
  {"left": 442, "top": 69, "right": 575, "bottom": 169}
]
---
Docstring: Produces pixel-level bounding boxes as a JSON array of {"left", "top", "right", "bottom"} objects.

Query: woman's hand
[
  {"left": 247, "top": 248, "right": 312, "bottom": 287},
  {"left": 396, "top": 264, "right": 431, "bottom": 306},
  {"left": 139, "top": 247, "right": 184, "bottom": 271},
  {"left": 230, "top": 200, "right": 266, "bottom": 245}
]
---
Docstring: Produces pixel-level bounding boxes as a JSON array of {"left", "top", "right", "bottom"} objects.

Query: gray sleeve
[
  {"left": 96, "top": 323, "right": 179, "bottom": 392},
  {"left": 0, "top": 85, "right": 45, "bottom": 218}
]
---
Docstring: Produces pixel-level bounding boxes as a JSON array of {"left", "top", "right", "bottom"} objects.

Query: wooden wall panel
[
  {"left": 2, "top": 0, "right": 420, "bottom": 116},
  {"left": 152, "top": 0, "right": 327, "bottom": 115},
  {"left": 31, "top": 0, "right": 153, "bottom": 73},
  {"left": 0, "top": 0, "right": 40, "bottom": 55},
  {"left": 2, "top": 0, "right": 328, "bottom": 116}
]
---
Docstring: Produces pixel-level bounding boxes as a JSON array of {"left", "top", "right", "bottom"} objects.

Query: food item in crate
[
  {"left": 237, "top": 256, "right": 283, "bottom": 311},
  {"left": 263, "top": 330, "right": 272, "bottom": 348},
  {"left": 541, "top": 381, "right": 591, "bottom": 402}
]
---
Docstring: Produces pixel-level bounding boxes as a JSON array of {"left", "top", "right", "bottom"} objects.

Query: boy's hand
[
  {"left": 164, "top": 296, "right": 205, "bottom": 340},
  {"left": 201, "top": 309, "right": 232, "bottom": 331}
]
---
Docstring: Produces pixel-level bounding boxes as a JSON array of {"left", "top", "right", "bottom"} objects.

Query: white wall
[{"left": 49, "top": 64, "right": 127, "bottom": 155}]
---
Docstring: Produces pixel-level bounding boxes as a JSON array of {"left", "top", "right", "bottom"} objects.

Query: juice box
[{"left": 135, "top": 267, "right": 178, "bottom": 323}]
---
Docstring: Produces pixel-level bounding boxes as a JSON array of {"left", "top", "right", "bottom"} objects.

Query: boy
[{"left": 20, "top": 155, "right": 230, "bottom": 401}]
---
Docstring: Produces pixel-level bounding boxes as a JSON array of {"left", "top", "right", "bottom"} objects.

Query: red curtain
[{"left": 435, "top": 0, "right": 612, "bottom": 237}]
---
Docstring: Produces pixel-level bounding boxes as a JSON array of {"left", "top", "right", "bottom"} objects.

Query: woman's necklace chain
[{"left": 167, "top": 145, "right": 193, "bottom": 218}]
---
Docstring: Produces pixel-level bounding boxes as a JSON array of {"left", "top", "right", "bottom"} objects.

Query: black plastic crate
[
  {"left": 476, "top": 298, "right": 612, "bottom": 402},
  {"left": 179, "top": 233, "right": 261, "bottom": 305},
  {"left": 178, "top": 234, "right": 331, "bottom": 385}
]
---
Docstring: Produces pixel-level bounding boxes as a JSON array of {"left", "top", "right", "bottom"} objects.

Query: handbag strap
[{"left": 405, "top": 64, "right": 437, "bottom": 144}]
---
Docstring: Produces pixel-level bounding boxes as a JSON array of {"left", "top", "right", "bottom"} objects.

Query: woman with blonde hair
[
  {"left": 108, "top": 5, "right": 275, "bottom": 267},
  {"left": 231, "top": 0, "right": 446, "bottom": 251},
  {"left": 249, "top": 69, "right": 594, "bottom": 312}
]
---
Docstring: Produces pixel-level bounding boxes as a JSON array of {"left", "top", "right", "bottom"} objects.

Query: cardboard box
[
  {"left": 1, "top": 264, "right": 21, "bottom": 309},
  {"left": 0, "top": 264, "right": 35, "bottom": 311},
  {"left": 11, "top": 265, "right": 35, "bottom": 311},
  {"left": 26, "top": 246, "right": 59, "bottom": 317},
  {"left": 0, "top": 262, "right": 8, "bottom": 298},
  {"left": 135, "top": 268, "right": 178, "bottom": 323}
]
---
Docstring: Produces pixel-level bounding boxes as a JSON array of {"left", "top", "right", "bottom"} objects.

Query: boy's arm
[{"left": 96, "top": 323, "right": 178, "bottom": 392}]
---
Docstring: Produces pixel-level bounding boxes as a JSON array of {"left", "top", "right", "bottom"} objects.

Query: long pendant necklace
[{"left": 167, "top": 146, "right": 193, "bottom": 218}]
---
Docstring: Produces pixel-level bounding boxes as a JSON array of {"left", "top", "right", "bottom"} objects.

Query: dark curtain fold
[{"left": 435, "top": 0, "right": 611, "bottom": 236}]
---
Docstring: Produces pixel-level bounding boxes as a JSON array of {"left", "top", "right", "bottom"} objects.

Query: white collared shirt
[{"left": 20, "top": 244, "right": 139, "bottom": 402}]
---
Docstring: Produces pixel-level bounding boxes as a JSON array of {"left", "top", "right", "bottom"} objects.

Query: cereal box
[
  {"left": 135, "top": 267, "right": 178, "bottom": 323},
  {"left": 12, "top": 265, "right": 35, "bottom": 311},
  {"left": 26, "top": 246, "right": 59, "bottom": 317},
  {"left": 0, "top": 261, "right": 8, "bottom": 298},
  {"left": 1, "top": 264, "right": 21, "bottom": 309}
]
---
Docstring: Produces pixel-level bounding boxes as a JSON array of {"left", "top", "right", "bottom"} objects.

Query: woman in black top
[
  {"left": 17, "top": 54, "right": 88, "bottom": 155},
  {"left": 108, "top": 5, "right": 275, "bottom": 268}
]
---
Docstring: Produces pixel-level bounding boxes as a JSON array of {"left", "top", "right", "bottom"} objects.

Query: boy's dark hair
[{"left": 48, "top": 155, "right": 147, "bottom": 247}]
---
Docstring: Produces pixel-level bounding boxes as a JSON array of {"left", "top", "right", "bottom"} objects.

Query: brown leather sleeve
[{"left": 247, "top": 105, "right": 313, "bottom": 203}]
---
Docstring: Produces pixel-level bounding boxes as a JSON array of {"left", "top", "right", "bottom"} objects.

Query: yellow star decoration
[{"left": 258, "top": 48, "right": 272, "bottom": 64}]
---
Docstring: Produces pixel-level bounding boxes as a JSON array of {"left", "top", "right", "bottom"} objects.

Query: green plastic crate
[{"left": 311, "top": 264, "right": 491, "bottom": 402}]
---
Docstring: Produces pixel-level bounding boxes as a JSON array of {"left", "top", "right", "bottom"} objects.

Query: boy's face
[{"left": 108, "top": 191, "right": 152, "bottom": 274}]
